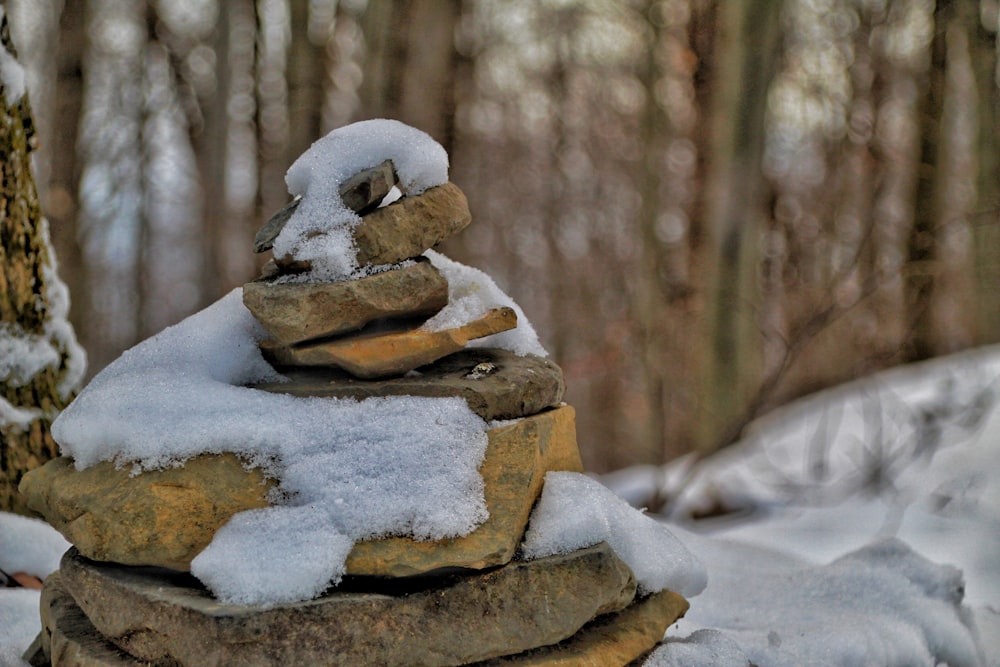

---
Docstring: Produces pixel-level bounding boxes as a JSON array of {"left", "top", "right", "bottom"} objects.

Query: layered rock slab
[
  {"left": 20, "top": 408, "right": 579, "bottom": 576},
  {"left": 262, "top": 307, "right": 517, "bottom": 379},
  {"left": 243, "top": 258, "right": 449, "bottom": 346},
  {"left": 473, "top": 590, "right": 689, "bottom": 666},
  {"left": 252, "top": 348, "right": 565, "bottom": 421},
  {"left": 35, "top": 572, "right": 147, "bottom": 667},
  {"left": 57, "top": 543, "right": 637, "bottom": 667},
  {"left": 19, "top": 453, "right": 274, "bottom": 571}
]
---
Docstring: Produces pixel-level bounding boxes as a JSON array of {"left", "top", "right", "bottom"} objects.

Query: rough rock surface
[
  {"left": 472, "top": 590, "right": 690, "bottom": 666},
  {"left": 37, "top": 572, "right": 147, "bottom": 667},
  {"left": 20, "top": 409, "right": 577, "bottom": 575},
  {"left": 252, "top": 348, "right": 565, "bottom": 421},
  {"left": 243, "top": 258, "right": 448, "bottom": 345},
  {"left": 262, "top": 307, "right": 517, "bottom": 378},
  {"left": 19, "top": 454, "right": 275, "bottom": 571},
  {"left": 274, "top": 182, "right": 471, "bottom": 271},
  {"left": 347, "top": 406, "right": 581, "bottom": 576},
  {"left": 58, "top": 543, "right": 637, "bottom": 667}
]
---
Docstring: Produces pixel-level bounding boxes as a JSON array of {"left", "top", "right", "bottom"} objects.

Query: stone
[
  {"left": 38, "top": 572, "right": 147, "bottom": 666},
  {"left": 254, "top": 160, "right": 398, "bottom": 253},
  {"left": 262, "top": 307, "right": 518, "bottom": 379},
  {"left": 252, "top": 348, "right": 565, "bottom": 421},
  {"left": 274, "top": 182, "right": 471, "bottom": 271},
  {"left": 243, "top": 258, "right": 448, "bottom": 346},
  {"left": 20, "top": 408, "right": 578, "bottom": 576},
  {"left": 58, "top": 543, "right": 638, "bottom": 667},
  {"left": 347, "top": 405, "right": 582, "bottom": 576},
  {"left": 472, "top": 590, "right": 689, "bottom": 666},
  {"left": 19, "top": 453, "right": 276, "bottom": 571}
]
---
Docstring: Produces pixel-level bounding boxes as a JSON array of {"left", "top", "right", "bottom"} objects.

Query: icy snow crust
[
  {"left": 422, "top": 250, "right": 547, "bottom": 357},
  {"left": 522, "top": 472, "right": 707, "bottom": 597},
  {"left": 52, "top": 290, "right": 489, "bottom": 605},
  {"left": 273, "top": 119, "right": 449, "bottom": 282}
]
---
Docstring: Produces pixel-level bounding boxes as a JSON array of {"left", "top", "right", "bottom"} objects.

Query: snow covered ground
[{"left": 604, "top": 345, "right": 1000, "bottom": 666}]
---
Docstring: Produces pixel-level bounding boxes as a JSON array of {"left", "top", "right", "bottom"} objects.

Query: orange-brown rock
[
  {"left": 19, "top": 454, "right": 276, "bottom": 571},
  {"left": 347, "top": 405, "right": 581, "bottom": 576},
  {"left": 262, "top": 307, "right": 517, "bottom": 379},
  {"left": 243, "top": 258, "right": 448, "bottom": 346}
]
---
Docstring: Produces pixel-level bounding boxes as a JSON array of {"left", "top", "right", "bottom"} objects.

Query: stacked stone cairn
[{"left": 20, "top": 162, "right": 689, "bottom": 666}]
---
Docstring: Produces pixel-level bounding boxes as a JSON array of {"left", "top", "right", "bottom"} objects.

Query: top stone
[{"left": 273, "top": 182, "right": 472, "bottom": 274}]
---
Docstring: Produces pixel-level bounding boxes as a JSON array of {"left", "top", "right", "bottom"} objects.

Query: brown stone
[
  {"left": 19, "top": 453, "right": 276, "bottom": 571},
  {"left": 273, "top": 182, "right": 471, "bottom": 271},
  {"left": 243, "top": 258, "right": 448, "bottom": 346},
  {"left": 347, "top": 405, "right": 582, "bottom": 576},
  {"left": 262, "top": 307, "right": 518, "bottom": 379},
  {"left": 472, "top": 590, "right": 689, "bottom": 666},
  {"left": 252, "top": 348, "right": 565, "bottom": 421},
  {"left": 20, "top": 408, "right": 578, "bottom": 576},
  {"left": 38, "top": 572, "right": 147, "bottom": 666},
  {"left": 58, "top": 543, "right": 638, "bottom": 667}
]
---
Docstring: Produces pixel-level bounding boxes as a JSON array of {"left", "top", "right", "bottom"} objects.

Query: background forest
[{"left": 6, "top": 0, "right": 1000, "bottom": 473}]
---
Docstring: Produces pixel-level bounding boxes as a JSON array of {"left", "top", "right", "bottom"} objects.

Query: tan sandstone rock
[
  {"left": 19, "top": 453, "right": 275, "bottom": 572},
  {"left": 20, "top": 407, "right": 579, "bottom": 576},
  {"left": 262, "top": 307, "right": 518, "bottom": 379},
  {"left": 243, "top": 258, "right": 449, "bottom": 346},
  {"left": 252, "top": 348, "right": 566, "bottom": 421},
  {"left": 57, "top": 543, "right": 637, "bottom": 667}
]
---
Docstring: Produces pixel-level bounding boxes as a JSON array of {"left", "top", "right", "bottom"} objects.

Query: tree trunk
[
  {"left": 967, "top": 0, "right": 1000, "bottom": 343},
  {"left": 0, "top": 6, "right": 85, "bottom": 514},
  {"left": 692, "top": 0, "right": 783, "bottom": 452}
]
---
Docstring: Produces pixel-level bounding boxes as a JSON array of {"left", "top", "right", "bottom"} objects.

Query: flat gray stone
[
  {"left": 249, "top": 348, "right": 565, "bottom": 421},
  {"left": 243, "top": 258, "right": 448, "bottom": 346},
  {"left": 58, "top": 544, "right": 637, "bottom": 667}
]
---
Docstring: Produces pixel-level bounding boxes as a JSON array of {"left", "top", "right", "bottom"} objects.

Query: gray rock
[
  {"left": 58, "top": 543, "right": 637, "bottom": 667},
  {"left": 243, "top": 258, "right": 448, "bottom": 346},
  {"left": 250, "top": 348, "right": 565, "bottom": 421}
]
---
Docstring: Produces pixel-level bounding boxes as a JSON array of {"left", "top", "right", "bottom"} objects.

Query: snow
[
  {"left": 521, "top": 472, "right": 707, "bottom": 597},
  {"left": 653, "top": 533, "right": 984, "bottom": 667},
  {"left": 422, "top": 250, "right": 547, "bottom": 357},
  {"left": 272, "top": 119, "right": 449, "bottom": 281},
  {"left": 0, "top": 6, "right": 25, "bottom": 106},
  {"left": 0, "top": 219, "right": 86, "bottom": 430},
  {"left": 0, "top": 513, "right": 68, "bottom": 667}
]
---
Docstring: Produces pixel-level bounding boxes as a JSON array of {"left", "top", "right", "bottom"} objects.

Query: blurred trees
[{"left": 8, "top": 0, "right": 1000, "bottom": 472}]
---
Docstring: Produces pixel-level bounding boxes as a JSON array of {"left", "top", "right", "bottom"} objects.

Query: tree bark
[
  {"left": 0, "top": 6, "right": 85, "bottom": 514},
  {"left": 692, "top": 0, "right": 783, "bottom": 452}
]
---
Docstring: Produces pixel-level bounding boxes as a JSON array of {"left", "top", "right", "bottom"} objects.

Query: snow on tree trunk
[{"left": 0, "top": 6, "right": 85, "bottom": 515}]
